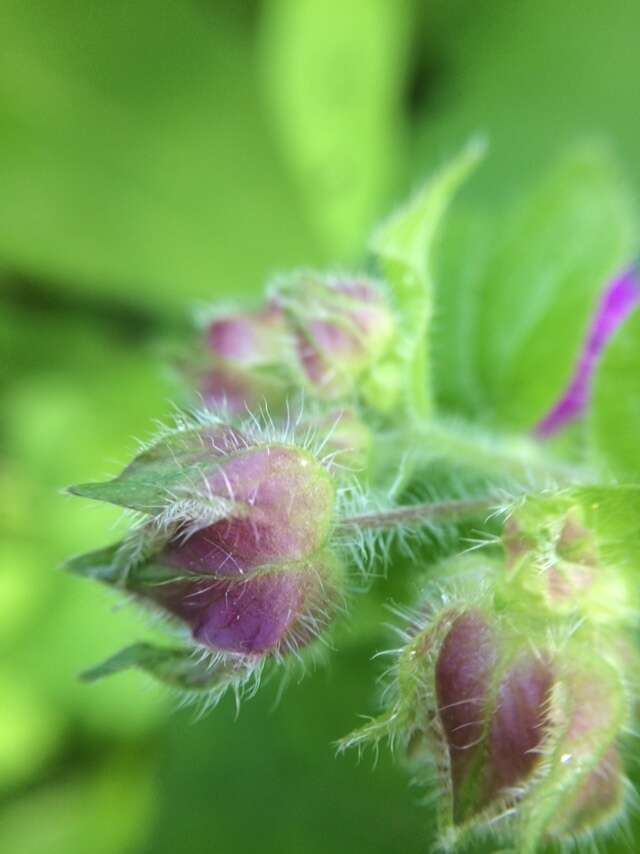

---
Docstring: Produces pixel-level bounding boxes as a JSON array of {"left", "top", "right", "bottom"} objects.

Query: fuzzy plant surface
[{"left": 67, "top": 138, "right": 640, "bottom": 853}]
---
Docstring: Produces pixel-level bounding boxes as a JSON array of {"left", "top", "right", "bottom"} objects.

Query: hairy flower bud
[
  {"left": 200, "top": 306, "right": 290, "bottom": 413},
  {"left": 273, "top": 272, "right": 395, "bottom": 398},
  {"left": 501, "top": 489, "right": 640, "bottom": 624},
  {"left": 343, "top": 575, "right": 630, "bottom": 851},
  {"left": 206, "top": 306, "right": 287, "bottom": 365},
  {"left": 67, "top": 413, "right": 345, "bottom": 696}
]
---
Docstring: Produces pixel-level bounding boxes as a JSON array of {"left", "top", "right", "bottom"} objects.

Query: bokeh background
[{"left": 2, "top": 2, "right": 640, "bottom": 852}]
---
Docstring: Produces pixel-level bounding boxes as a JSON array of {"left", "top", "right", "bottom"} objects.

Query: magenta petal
[{"left": 534, "top": 268, "right": 640, "bottom": 438}]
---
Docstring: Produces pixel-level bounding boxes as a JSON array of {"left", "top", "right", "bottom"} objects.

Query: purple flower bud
[
  {"left": 434, "top": 613, "right": 553, "bottom": 820},
  {"left": 136, "top": 439, "right": 340, "bottom": 656},
  {"left": 371, "top": 596, "right": 628, "bottom": 848},
  {"left": 207, "top": 306, "right": 287, "bottom": 366},
  {"left": 162, "top": 442, "right": 334, "bottom": 571},
  {"left": 70, "top": 421, "right": 344, "bottom": 663},
  {"left": 201, "top": 306, "right": 290, "bottom": 413},
  {"left": 145, "top": 554, "right": 340, "bottom": 655},
  {"left": 273, "top": 273, "right": 395, "bottom": 398},
  {"left": 535, "top": 268, "right": 640, "bottom": 438}
]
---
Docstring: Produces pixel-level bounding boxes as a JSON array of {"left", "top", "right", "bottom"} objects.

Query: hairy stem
[{"left": 339, "top": 496, "right": 498, "bottom": 531}]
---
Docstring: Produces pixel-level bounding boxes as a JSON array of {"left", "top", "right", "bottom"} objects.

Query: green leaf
[
  {"left": 431, "top": 211, "right": 495, "bottom": 417},
  {"left": 81, "top": 643, "right": 243, "bottom": 692},
  {"left": 259, "top": 0, "right": 412, "bottom": 258},
  {"left": 473, "top": 143, "right": 637, "bottom": 429},
  {"left": 0, "top": 2, "right": 317, "bottom": 310},
  {"left": 590, "top": 309, "right": 640, "bottom": 479},
  {"left": 371, "top": 136, "right": 486, "bottom": 421}
]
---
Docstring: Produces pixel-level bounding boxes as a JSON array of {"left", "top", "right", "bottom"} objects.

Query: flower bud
[
  {"left": 435, "top": 610, "right": 499, "bottom": 813},
  {"left": 200, "top": 306, "right": 290, "bottom": 413},
  {"left": 501, "top": 492, "right": 639, "bottom": 624},
  {"left": 344, "top": 577, "right": 630, "bottom": 851},
  {"left": 273, "top": 273, "right": 395, "bottom": 398},
  {"left": 145, "top": 552, "right": 341, "bottom": 656},
  {"left": 68, "top": 414, "right": 345, "bottom": 693},
  {"left": 206, "top": 306, "right": 287, "bottom": 365}
]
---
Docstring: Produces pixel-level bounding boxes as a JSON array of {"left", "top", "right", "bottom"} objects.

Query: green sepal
[
  {"left": 515, "top": 654, "right": 627, "bottom": 853},
  {"left": 64, "top": 543, "right": 192, "bottom": 588},
  {"left": 501, "top": 485, "right": 640, "bottom": 624},
  {"left": 80, "top": 642, "right": 247, "bottom": 692},
  {"left": 66, "top": 426, "right": 239, "bottom": 515},
  {"left": 369, "top": 136, "right": 486, "bottom": 421}
]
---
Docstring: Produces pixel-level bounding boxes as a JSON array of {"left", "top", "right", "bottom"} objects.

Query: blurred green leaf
[
  {"left": 590, "top": 309, "right": 640, "bottom": 478},
  {"left": 0, "top": 754, "right": 154, "bottom": 854},
  {"left": 259, "top": 0, "right": 412, "bottom": 257},
  {"left": 432, "top": 211, "right": 495, "bottom": 417},
  {"left": 0, "top": 1, "right": 318, "bottom": 309},
  {"left": 433, "top": 144, "right": 637, "bottom": 430}
]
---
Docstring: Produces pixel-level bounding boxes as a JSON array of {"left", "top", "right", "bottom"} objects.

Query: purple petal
[
  {"left": 534, "top": 268, "right": 640, "bottom": 438},
  {"left": 435, "top": 612, "right": 498, "bottom": 799}
]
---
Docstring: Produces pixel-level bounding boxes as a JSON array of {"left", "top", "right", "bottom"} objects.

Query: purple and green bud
[
  {"left": 272, "top": 272, "right": 395, "bottom": 399},
  {"left": 200, "top": 305, "right": 291, "bottom": 414},
  {"left": 67, "top": 415, "right": 345, "bottom": 694},
  {"left": 192, "top": 273, "right": 395, "bottom": 413},
  {"left": 343, "top": 576, "right": 631, "bottom": 851},
  {"left": 501, "top": 488, "right": 640, "bottom": 624},
  {"left": 535, "top": 268, "right": 640, "bottom": 438}
]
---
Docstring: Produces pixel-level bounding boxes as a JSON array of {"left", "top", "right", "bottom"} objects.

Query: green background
[{"left": 2, "top": 2, "right": 640, "bottom": 852}]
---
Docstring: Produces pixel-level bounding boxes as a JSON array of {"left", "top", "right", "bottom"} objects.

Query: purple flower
[{"left": 535, "top": 268, "right": 640, "bottom": 438}]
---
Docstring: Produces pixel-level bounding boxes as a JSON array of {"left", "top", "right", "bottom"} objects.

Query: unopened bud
[
  {"left": 68, "top": 416, "right": 345, "bottom": 685},
  {"left": 502, "top": 492, "right": 638, "bottom": 624},
  {"left": 345, "top": 578, "right": 630, "bottom": 851},
  {"left": 201, "top": 306, "right": 290, "bottom": 413},
  {"left": 273, "top": 273, "right": 395, "bottom": 398}
]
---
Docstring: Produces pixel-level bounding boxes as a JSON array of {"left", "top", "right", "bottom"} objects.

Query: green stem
[{"left": 339, "top": 496, "right": 498, "bottom": 531}]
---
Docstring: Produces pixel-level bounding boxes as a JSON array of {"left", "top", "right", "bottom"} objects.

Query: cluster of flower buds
[
  {"left": 343, "top": 484, "right": 640, "bottom": 850},
  {"left": 67, "top": 413, "right": 346, "bottom": 698},
  {"left": 66, "top": 140, "right": 640, "bottom": 853},
  {"left": 197, "top": 271, "right": 395, "bottom": 412},
  {"left": 343, "top": 564, "right": 632, "bottom": 852}
]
